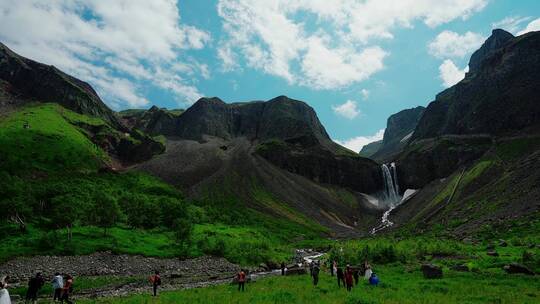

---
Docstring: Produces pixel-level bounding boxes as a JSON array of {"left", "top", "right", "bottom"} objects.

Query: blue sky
[{"left": 0, "top": 1, "right": 539, "bottom": 151}]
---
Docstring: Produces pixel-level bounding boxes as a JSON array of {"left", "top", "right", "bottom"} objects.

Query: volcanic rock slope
[
  {"left": 385, "top": 29, "right": 540, "bottom": 236},
  {"left": 133, "top": 96, "right": 386, "bottom": 236}
]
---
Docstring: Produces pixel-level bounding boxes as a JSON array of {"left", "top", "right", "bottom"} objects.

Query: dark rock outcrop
[
  {"left": 0, "top": 42, "right": 123, "bottom": 129},
  {"left": 421, "top": 264, "right": 443, "bottom": 279},
  {"left": 412, "top": 29, "right": 540, "bottom": 140},
  {"left": 503, "top": 263, "right": 534, "bottom": 275}
]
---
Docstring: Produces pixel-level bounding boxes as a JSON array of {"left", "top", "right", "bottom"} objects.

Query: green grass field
[{"left": 77, "top": 267, "right": 540, "bottom": 304}]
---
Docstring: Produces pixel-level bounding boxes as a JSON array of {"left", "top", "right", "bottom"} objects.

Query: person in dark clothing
[
  {"left": 336, "top": 267, "right": 345, "bottom": 288},
  {"left": 345, "top": 265, "right": 354, "bottom": 292},
  {"left": 312, "top": 263, "right": 320, "bottom": 286},
  {"left": 237, "top": 270, "right": 246, "bottom": 292},
  {"left": 25, "top": 273, "right": 45, "bottom": 304},
  {"left": 149, "top": 271, "right": 161, "bottom": 296},
  {"left": 281, "top": 262, "right": 286, "bottom": 276},
  {"left": 353, "top": 268, "right": 359, "bottom": 286}
]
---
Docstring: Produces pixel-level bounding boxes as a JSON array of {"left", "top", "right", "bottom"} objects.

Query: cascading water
[{"left": 371, "top": 162, "right": 402, "bottom": 234}]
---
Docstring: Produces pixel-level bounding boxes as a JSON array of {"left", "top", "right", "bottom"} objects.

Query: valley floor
[{"left": 76, "top": 266, "right": 540, "bottom": 304}]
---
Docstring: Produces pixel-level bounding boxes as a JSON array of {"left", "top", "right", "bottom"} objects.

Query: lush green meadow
[{"left": 78, "top": 267, "right": 540, "bottom": 304}]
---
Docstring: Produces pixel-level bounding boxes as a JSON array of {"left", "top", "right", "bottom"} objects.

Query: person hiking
[
  {"left": 237, "top": 270, "right": 246, "bottom": 292},
  {"left": 364, "top": 263, "right": 373, "bottom": 280},
  {"left": 0, "top": 276, "right": 11, "bottom": 304},
  {"left": 281, "top": 262, "right": 286, "bottom": 276},
  {"left": 60, "top": 275, "right": 73, "bottom": 304},
  {"left": 312, "top": 262, "right": 320, "bottom": 286},
  {"left": 52, "top": 272, "right": 64, "bottom": 302},
  {"left": 149, "top": 271, "right": 161, "bottom": 296},
  {"left": 309, "top": 261, "right": 314, "bottom": 277},
  {"left": 369, "top": 272, "right": 380, "bottom": 286},
  {"left": 25, "top": 272, "right": 45, "bottom": 304},
  {"left": 353, "top": 267, "right": 360, "bottom": 286},
  {"left": 336, "top": 266, "right": 345, "bottom": 288},
  {"left": 331, "top": 260, "right": 337, "bottom": 277},
  {"left": 345, "top": 265, "right": 354, "bottom": 292}
]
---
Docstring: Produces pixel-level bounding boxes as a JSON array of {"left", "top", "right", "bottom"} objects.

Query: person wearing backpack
[
  {"left": 25, "top": 272, "right": 44, "bottom": 304},
  {"left": 149, "top": 271, "right": 162, "bottom": 296}
]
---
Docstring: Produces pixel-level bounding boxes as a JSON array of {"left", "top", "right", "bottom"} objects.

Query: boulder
[
  {"left": 259, "top": 263, "right": 269, "bottom": 271},
  {"left": 486, "top": 251, "right": 499, "bottom": 257},
  {"left": 503, "top": 263, "right": 534, "bottom": 275},
  {"left": 421, "top": 264, "right": 443, "bottom": 279},
  {"left": 486, "top": 243, "right": 495, "bottom": 250},
  {"left": 498, "top": 239, "right": 508, "bottom": 247}
]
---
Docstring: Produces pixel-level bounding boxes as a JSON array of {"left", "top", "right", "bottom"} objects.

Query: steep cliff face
[
  {"left": 412, "top": 29, "right": 540, "bottom": 140},
  {"left": 370, "top": 106, "right": 425, "bottom": 161},
  {"left": 0, "top": 42, "right": 123, "bottom": 129}
]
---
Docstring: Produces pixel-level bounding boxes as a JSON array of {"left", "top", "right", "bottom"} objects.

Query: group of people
[
  {"left": 331, "top": 260, "right": 379, "bottom": 291},
  {"left": 0, "top": 272, "right": 74, "bottom": 304}
]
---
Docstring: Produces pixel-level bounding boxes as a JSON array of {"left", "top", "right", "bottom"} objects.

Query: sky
[{"left": 0, "top": 0, "right": 539, "bottom": 152}]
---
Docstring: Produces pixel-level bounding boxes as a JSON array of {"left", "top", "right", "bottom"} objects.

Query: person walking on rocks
[
  {"left": 25, "top": 272, "right": 44, "bottom": 304},
  {"left": 149, "top": 271, "right": 161, "bottom": 296},
  {"left": 237, "top": 270, "right": 246, "bottom": 292},
  {"left": 0, "top": 276, "right": 11, "bottom": 304},
  {"left": 345, "top": 265, "right": 354, "bottom": 292},
  {"left": 336, "top": 266, "right": 345, "bottom": 288},
  {"left": 52, "top": 272, "right": 63, "bottom": 302},
  {"left": 60, "top": 275, "right": 73, "bottom": 304}
]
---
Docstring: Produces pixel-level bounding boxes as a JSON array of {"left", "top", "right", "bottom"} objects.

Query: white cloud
[
  {"left": 517, "top": 18, "right": 540, "bottom": 36},
  {"left": 217, "top": 0, "right": 487, "bottom": 90},
  {"left": 492, "top": 16, "right": 532, "bottom": 34},
  {"left": 428, "top": 30, "right": 485, "bottom": 59},
  {"left": 332, "top": 100, "right": 360, "bottom": 119},
  {"left": 335, "top": 129, "right": 385, "bottom": 153},
  {"left": 361, "top": 89, "right": 370, "bottom": 100},
  {"left": 0, "top": 0, "right": 209, "bottom": 107},
  {"left": 439, "top": 59, "right": 468, "bottom": 87}
]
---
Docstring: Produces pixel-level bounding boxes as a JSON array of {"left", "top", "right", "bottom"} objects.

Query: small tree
[
  {"left": 174, "top": 218, "right": 193, "bottom": 245},
  {"left": 49, "top": 195, "right": 82, "bottom": 241},
  {"left": 91, "top": 192, "right": 122, "bottom": 236}
]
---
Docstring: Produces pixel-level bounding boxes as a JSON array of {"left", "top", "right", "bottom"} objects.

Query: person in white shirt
[
  {"left": 51, "top": 273, "right": 64, "bottom": 302},
  {"left": 0, "top": 276, "right": 11, "bottom": 304}
]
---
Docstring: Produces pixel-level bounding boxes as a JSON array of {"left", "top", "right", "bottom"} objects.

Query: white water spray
[{"left": 371, "top": 162, "right": 402, "bottom": 234}]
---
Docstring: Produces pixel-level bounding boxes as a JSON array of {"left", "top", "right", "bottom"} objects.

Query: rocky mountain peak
[{"left": 469, "top": 28, "right": 514, "bottom": 72}]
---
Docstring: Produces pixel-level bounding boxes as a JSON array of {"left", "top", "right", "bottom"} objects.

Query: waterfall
[
  {"left": 371, "top": 162, "right": 402, "bottom": 234},
  {"left": 381, "top": 163, "right": 400, "bottom": 205}
]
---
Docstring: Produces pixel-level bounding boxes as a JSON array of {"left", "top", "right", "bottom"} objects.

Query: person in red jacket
[
  {"left": 345, "top": 265, "right": 354, "bottom": 292},
  {"left": 149, "top": 271, "right": 161, "bottom": 296},
  {"left": 237, "top": 270, "right": 246, "bottom": 292},
  {"left": 60, "top": 275, "right": 73, "bottom": 304}
]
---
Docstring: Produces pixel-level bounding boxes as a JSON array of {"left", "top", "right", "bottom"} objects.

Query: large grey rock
[{"left": 503, "top": 263, "right": 534, "bottom": 275}]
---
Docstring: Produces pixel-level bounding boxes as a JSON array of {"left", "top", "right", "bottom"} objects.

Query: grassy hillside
[
  {"left": 0, "top": 104, "right": 327, "bottom": 266},
  {"left": 0, "top": 103, "right": 109, "bottom": 173}
]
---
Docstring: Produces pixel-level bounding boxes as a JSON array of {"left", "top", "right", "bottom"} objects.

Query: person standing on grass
[
  {"left": 353, "top": 267, "right": 359, "bottom": 286},
  {"left": 0, "top": 276, "right": 11, "bottom": 304},
  {"left": 281, "top": 262, "right": 286, "bottom": 276},
  {"left": 60, "top": 275, "right": 73, "bottom": 304},
  {"left": 312, "top": 262, "right": 320, "bottom": 286},
  {"left": 336, "top": 266, "right": 344, "bottom": 288},
  {"left": 150, "top": 271, "right": 161, "bottom": 296},
  {"left": 345, "top": 265, "right": 354, "bottom": 292},
  {"left": 25, "top": 272, "right": 45, "bottom": 304},
  {"left": 331, "top": 260, "right": 337, "bottom": 277},
  {"left": 52, "top": 272, "right": 64, "bottom": 302},
  {"left": 237, "top": 270, "right": 246, "bottom": 292},
  {"left": 364, "top": 263, "right": 373, "bottom": 280}
]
